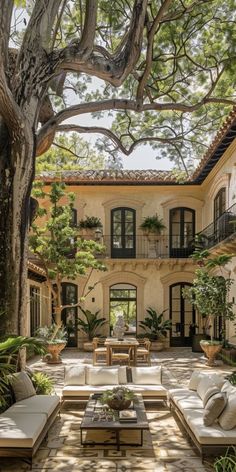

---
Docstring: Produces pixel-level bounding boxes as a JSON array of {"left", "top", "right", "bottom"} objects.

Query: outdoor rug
[{"left": 0, "top": 405, "right": 213, "bottom": 472}]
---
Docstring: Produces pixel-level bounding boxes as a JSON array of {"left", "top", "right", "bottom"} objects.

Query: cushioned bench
[
  {"left": 0, "top": 372, "right": 60, "bottom": 462},
  {"left": 169, "top": 370, "right": 236, "bottom": 460},
  {"left": 61, "top": 364, "right": 167, "bottom": 404}
]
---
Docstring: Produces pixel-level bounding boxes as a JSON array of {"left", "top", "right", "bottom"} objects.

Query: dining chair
[
  {"left": 92, "top": 337, "right": 107, "bottom": 365},
  {"left": 110, "top": 346, "right": 131, "bottom": 366},
  {"left": 136, "top": 339, "right": 151, "bottom": 365}
]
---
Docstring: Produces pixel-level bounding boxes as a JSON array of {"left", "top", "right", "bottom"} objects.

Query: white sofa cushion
[
  {"left": 86, "top": 367, "right": 119, "bottom": 386},
  {"left": 131, "top": 366, "right": 161, "bottom": 385},
  {"left": 0, "top": 412, "right": 47, "bottom": 448},
  {"left": 10, "top": 371, "right": 36, "bottom": 402},
  {"left": 197, "top": 376, "right": 220, "bottom": 402},
  {"left": 189, "top": 370, "right": 225, "bottom": 391},
  {"left": 126, "top": 384, "right": 167, "bottom": 397},
  {"left": 62, "top": 385, "right": 120, "bottom": 396},
  {"left": 203, "top": 392, "right": 227, "bottom": 426},
  {"left": 169, "top": 387, "right": 203, "bottom": 409},
  {"left": 64, "top": 365, "right": 86, "bottom": 386},
  {"left": 184, "top": 409, "right": 236, "bottom": 445},
  {"left": 7, "top": 394, "right": 60, "bottom": 418},
  {"left": 218, "top": 392, "right": 236, "bottom": 430}
]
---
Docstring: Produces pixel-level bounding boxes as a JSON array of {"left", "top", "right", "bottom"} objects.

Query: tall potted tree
[
  {"left": 183, "top": 250, "right": 235, "bottom": 366},
  {"left": 29, "top": 182, "right": 106, "bottom": 359}
]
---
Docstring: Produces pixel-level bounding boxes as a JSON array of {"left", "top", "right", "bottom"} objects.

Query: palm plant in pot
[
  {"left": 183, "top": 250, "right": 235, "bottom": 366},
  {"left": 138, "top": 308, "right": 172, "bottom": 351},
  {"left": 77, "top": 307, "right": 106, "bottom": 351}
]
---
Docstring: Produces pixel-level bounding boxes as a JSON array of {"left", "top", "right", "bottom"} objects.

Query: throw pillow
[
  {"left": 221, "top": 380, "right": 236, "bottom": 397},
  {"left": 218, "top": 393, "right": 236, "bottom": 430},
  {"left": 10, "top": 371, "right": 36, "bottom": 402},
  {"left": 197, "top": 376, "right": 216, "bottom": 401},
  {"left": 203, "top": 392, "right": 227, "bottom": 426},
  {"left": 202, "top": 385, "right": 220, "bottom": 407},
  {"left": 64, "top": 365, "right": 86, "bottom": 386},
  {"left": 131, "top": 366, "right": 162, "bottom": 385},
  {"left": 86, "top": 367, "right": 119, "bottom": 386},
  {"left": 189, "top": 371, "right": 225, "bottom": 391}
]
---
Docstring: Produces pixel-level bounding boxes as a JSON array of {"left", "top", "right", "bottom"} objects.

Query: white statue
[{"left": 113, "top": 313, "right": 126, "bottom": 339}]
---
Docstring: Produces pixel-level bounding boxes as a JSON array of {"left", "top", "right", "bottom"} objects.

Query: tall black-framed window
[
  {"left": 214, "top": 188, "right": 226, "bottom": 222},
  {"left": 170, "top": 207, "right": 195, "bottom": 257},
  {"left": 71, "top": 208, "right": 77, "bottom": 226},
  {"left": 111, "top": 207, "right": 136, "bottom": 258},
  {"left": 169, "top": 282, "right": 195, "bottom": 347},
  {"left": 61, "top": 282, "right": 78, "bottom": 347},
  {"left": 30, "top": 286, "right": 40, "bottom": 336},
  {"left": 109, "top": 283, "right": 137, "bottom": 335},
  {"left": 214, "top": 188, "right": 227, "bottom": 242}
]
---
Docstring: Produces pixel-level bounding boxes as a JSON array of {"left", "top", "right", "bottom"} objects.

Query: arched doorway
[
  {"left": 111, "top": 207, "right": 136, "bottom": 258},
  {"left": 169, "top": 282, "right": 195, "bottom": 347},
  {"left": 169, "top": 207, "right": 195, "bottom": 257},
  {"left": 109, "top": 283, "right": 137, "bottom": 335}
]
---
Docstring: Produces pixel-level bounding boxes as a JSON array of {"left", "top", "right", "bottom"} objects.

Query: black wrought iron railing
[
  {"left": 94, "top": 234, "right": 195, "bottom": 259},
  {"left": 196, "top": 203, "right": 236, "bottom": 249}
]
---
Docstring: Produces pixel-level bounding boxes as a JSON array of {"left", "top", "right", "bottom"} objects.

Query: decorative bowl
[{"left": 106, "top": 398, "right": 132, "bottom": 411}]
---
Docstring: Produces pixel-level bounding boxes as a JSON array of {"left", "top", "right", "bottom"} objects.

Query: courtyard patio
[{"left": 0, "top": 347, "right": 233, "bottom": 472}]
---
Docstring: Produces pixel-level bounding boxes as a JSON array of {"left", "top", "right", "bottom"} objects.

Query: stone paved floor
[{"left": 0, "top": 348, "right": 233, "bottom": 472}]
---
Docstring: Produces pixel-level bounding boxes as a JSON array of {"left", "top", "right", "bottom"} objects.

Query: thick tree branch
[
  {"left": 136, "top": 0, "right": 173, "bottom": 102},
  {"left": 56, "top": 0, "right": 148, "bottom": 86},
  {"left": 36, "top": 93, "right": 236, "bottom": 156}
]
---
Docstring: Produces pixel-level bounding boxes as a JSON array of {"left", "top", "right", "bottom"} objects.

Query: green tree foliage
[{"left": 29, "top": 182, "right": 106, "bottom": 324}]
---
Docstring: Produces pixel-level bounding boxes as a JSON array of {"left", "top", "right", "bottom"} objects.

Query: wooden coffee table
[{"left": 80, "top": 394, "right": 149, "bottom": 450}]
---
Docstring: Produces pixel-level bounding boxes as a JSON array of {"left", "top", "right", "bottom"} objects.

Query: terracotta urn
[
  {"left": 46, "top": 342, "right": 66, "bottom": 364},
  {"left": 200, "top": 341, "right": 223, "bottom": 366}
]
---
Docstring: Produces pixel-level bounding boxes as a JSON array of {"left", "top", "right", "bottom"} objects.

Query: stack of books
[{"left": 119, "top": 410, "right": 137, "bottom": 422}]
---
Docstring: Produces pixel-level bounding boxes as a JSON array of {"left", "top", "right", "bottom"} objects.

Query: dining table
[{"left": 104, "top": 337, "right": 139, "bottom": 366}]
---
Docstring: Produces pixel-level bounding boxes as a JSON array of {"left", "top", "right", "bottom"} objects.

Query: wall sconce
[{"left": 95, "top": 227, "right": 102, "bottom": 241}]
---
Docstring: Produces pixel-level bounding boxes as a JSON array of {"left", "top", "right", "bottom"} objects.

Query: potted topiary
[
  {"left": 183, "top": 250, "right": 235, "bottom": 366},
  {"left": 138, "top": 308, "right": 171, "bottom": 351},
  {"left": 140, "top": 214, "right": 166, "bottom": 257}
]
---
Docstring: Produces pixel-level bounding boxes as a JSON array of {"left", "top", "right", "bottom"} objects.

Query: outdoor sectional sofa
[
  {"left": 0, "top": 372, "right": 60, "bottom": 462},
  {"left": 169, "top": 370, "right": 236, "bottom": 460},
  {"left": 61, "top": 364, "right": 167, "bottom": 404}
]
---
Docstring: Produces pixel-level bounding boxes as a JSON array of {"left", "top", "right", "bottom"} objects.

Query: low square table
[{"left": 80, "top": 394, "right": 149, "bottom": 450}]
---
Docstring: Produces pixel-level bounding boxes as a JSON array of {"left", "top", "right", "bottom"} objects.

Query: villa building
[{"left": 27, "top": 110, "right": 236, "bottom": 349}]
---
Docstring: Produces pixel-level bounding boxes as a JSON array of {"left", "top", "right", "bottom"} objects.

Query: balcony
[
  {"left": 97, "top": 235, "right": 194, "bottom": 259},
  {"left": 196, "top": 203, "right": 236, "bottom": 252}
]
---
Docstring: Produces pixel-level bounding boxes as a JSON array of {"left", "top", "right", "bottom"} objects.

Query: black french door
[
  {"left": 170, "top": 207, "right": 195, "bottom": 257},
  {"left": 170, "top": 283, "right": 195, "bottom": 347},
  {"left": 111, "top": 207, "right": 136, "bottom": 258}
]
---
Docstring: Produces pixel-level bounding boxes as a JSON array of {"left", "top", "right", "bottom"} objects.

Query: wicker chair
[
  {"left": 92, "top": 337, "right": 107, "bottom": 365},
  {"left": 110, "top": 346, "right": 132, "bottom": 366},
  {"left": 136, "top": 339, "right": 151, "bottom": 365}
]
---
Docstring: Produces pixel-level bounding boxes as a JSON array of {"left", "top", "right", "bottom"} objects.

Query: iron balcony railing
[
  {"left": 95, "top": 234, "right": 195, "bottom": 259},
  {"left": 196, "top": 203, "right": 236, "bottom": 249}
]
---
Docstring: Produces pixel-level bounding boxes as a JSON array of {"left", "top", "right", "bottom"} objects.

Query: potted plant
[
  {"left": 138, "top": 308, "right": 171, "bottom": 351},
  {"left": 183, "top": 250, "right": 235, "bottom": 366},
  {"left": 79, "top": 216, "right": 103, "bottom": 239},
  {"left": 140, "top": 214, "right": 166, "bottom": 257},
  {"left": 77, "top": 307, "right": 107, "bottom": 351},
  {"left": 140, "top": 214, "right": 166, "bottom": 237},
  {"left": 35, "top": 324, "right": 68, "bottom": 364},
  {"left": 100, "top": 386, "right": 136, "bottom": 410}
]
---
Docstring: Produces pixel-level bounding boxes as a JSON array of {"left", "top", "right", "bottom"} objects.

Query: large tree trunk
[{"left": 0, "top": 120, "right": 35, "bottom": 335}]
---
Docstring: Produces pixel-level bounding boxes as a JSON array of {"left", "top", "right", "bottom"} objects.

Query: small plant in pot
[
  {"left": 101, "top": 387, "right": 136, "bottom": 410},
  {"left": 138, "top": 308, "right": 171, "bottom": 351},
  {"left": 140, "top": 214, "right": 166, "bottom": 239},
  {"left": 183, "top": 250, "right": 235, "bottom": 366},
  {"left": 79, "top": 216, "right": 103, "bottom": 239}
]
